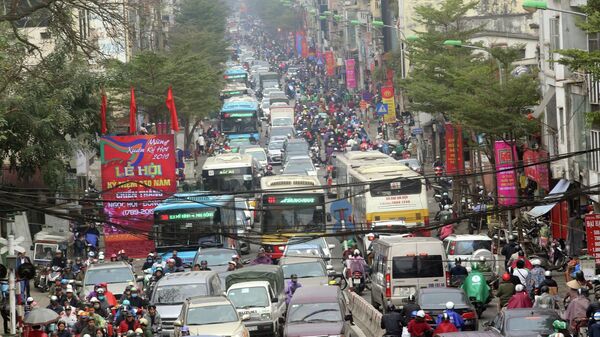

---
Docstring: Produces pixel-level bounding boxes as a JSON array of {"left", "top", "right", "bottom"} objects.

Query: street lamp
[{"left": 522, "top": 0, "right": 587, "bottom": 17}]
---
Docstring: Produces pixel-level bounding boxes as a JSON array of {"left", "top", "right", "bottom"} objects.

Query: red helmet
[{"left": 502, "top": 273, "right": 511, "bottom": 281}]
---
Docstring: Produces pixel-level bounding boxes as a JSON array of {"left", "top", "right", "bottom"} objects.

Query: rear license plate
[
  {"left": 247, "top": 326, "right": 258, "bottom": 331},
  {"left": 352, "top": 278, "right": 361, "bottom": 286}
]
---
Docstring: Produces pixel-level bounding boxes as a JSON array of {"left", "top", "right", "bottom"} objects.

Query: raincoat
[{"left": 461, "top": 270, "right": 490, "bottom": 303}]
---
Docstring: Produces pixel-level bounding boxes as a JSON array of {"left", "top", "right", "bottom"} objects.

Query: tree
[{"left": 0, "top": 47, "right": 101, "bottom": 188}]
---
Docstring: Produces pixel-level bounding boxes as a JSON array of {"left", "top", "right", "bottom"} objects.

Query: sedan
[
  {"left": 283, "top": 243, "right": 328, "bottom": 261},
  {"left": 192, "top": 248, "right": 238, "bottom": 273},
  {"left": 286, "top": 237, "right": 335, "bottom": 261},
  {"left": 267, "top": 140, "right": 285, "bottom": 164},
  {"left": 416, "top": 287, "right": 478, "bottom": 331},
  {"left": 486, "top": 308, "right": 561, "bottom": 337},
  {"left": 282, "top": 156, "right": 317, "bottom": 176},
  {"left": 279, "top": 256, "right": 332, "bottom": 286}
]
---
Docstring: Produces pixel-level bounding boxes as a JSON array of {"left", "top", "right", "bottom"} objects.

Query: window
[
  {"left": 40, "top": 31, "right": 51, "bottom": 40},
  {"left": 591, "top": 130, "right": 600, "bottom": 172},
  {"left": 549, "top": 18, "right": 560, "bottom": 71},
  {"left": 589, "top": 33, "right": 600, "bottom": 52}
]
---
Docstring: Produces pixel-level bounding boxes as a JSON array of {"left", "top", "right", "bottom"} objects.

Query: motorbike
[
  {"left": 351, "top": 271, "right": 365, "bottom": 295},
  {"left": 46, "top": 266, "right": 63, "bottom": 291},
  {"left": 461, "top": 269, "right": 491, "bottom": 318}
]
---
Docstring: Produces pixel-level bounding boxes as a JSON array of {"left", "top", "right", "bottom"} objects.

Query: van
[
  {"left": 370, "top": 237, "right": 449, "bottom": 310},
  {"left": 150, "top": 271, "right": 222, "bottom": 336}
]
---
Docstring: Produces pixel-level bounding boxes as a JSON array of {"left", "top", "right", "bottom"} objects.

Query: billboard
[
  {"left": 345, "top": 59, "right": 356, "bottom": 89},
  {"left": 494, "top": 140, "right": 518, "bottom": 206},
  {"left": 100, "top": 135, "right": 177, "bottom": 257},
  {"left": 381, "top": 86, "right": 396, "bottom": 123}
]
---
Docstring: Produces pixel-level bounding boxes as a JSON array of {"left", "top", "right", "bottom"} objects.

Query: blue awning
[{"left": 527, "top": 179, "right": 570, "bottom": 218}]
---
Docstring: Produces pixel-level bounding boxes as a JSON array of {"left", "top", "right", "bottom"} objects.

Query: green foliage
[
  {"left": 395, "top": 0, "right": 539, "bottom": 138},
  {"left": 0, "top": 48, "right": 100, "bottom": 188}
]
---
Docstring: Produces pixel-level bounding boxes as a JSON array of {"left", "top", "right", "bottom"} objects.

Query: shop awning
[{"left": 527, "top": 178, "right": 570, "bottom": 218}]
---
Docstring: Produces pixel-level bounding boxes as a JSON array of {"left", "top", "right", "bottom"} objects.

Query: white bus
[
  {"left": 330, "top": 151, "right": 394, "bottom": 198},
  {"left": 201, "top": 153, "right": 262, "bottom": 193},
  {"left": 347, "top": 162, "right": 430, "bottom": 235}
]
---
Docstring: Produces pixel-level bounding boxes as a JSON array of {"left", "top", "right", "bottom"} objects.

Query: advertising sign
[
  {"left": 325, "top": 51, "right": 335, "bottom": 77},
  {"left": 586, "top": 214, "right": 600, "bottom": 263},
  {"left": 444, "top": 123, "right": 465, "bottom": 175},
  {"left": 345, "top": 59, "right": 356, "bottom": 89},
  {"left": 100, "top": 135, "right": 177, "bottom": 257},
  {"left": 381, "top": 86, "right": 396, "bottom": 123},
  {"left": 494, "top": 140, "right": 518, "bottom": 206},
  {"left": 523, "top": 149, "right": 550, "bottom": 191}
]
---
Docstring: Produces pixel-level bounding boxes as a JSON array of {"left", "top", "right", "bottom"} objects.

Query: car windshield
[
  {"left": 452, "top": 240, "right": 492, "bottom": 255},
  {"left": 153, "top": 284, "right": 207, "bottom": 304},
  {"left": 268, "top": 141, "right": 285, "bottom": 150},
  {"left": 392, "top": 255, "right": 444, "bottom": 279},
  {"left": 285, "top": 247, "right": 323, "bottom": 257},
  {"left": 286, "top": 142, "right": 309, "bottom": 153},
  {"left": 506, "top": 315, "right": 555, "bottom": 333},
  {"left": 186, "top": 304, "right": 238, "bottom": 325},
  {"left": 287, "top": 303, "right": 342, "bottom": 323},
  {"left": 272, "top": 118, "right": 293, "bottom": 126},
  {"left": 84, "top": 267, "right": 133, "bottom": 285},
  {"left": 282, "top": 262, "right": 326, "bottom": 278},
  {"left": 195, "top": 250, "right": 233, "bottom": 266},
  {"left": 283, "top": 160, "right": 314, "bottom": 175},
  {"left": 420, "top": 292, "right": 467, "bottom": 308},
  {"left": 228, "top": 286, "right": 270, "bottom": 308},
  {"left": 246, "top": 150, "right": 266, "bottom": 161},
  {"left": 288, "top": 238, "right": 326, "bottom": 249}
]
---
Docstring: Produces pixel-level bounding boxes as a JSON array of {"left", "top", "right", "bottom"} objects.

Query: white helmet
[
  {"left": 353, "top": 249, "right": 360, "bottom": 256},
  {"left": 50, "top": 295, "right": 58, "bottom": 301},
  {"left": 444, "top": 205, "right": 451, "bottom": 210},
  {"left": 88, "top": 251, "right": 95, "bottom": 258},
  {"left": 544, "top": 270, "right": 552, "bottom": 277},
  {"left": 515, "top": 284, "right": 524, "bottom": 292},
  {"left": 26, "top": 297, "right": 33, "bottom": 303},
  {"left": 445, "top": 301, "right": 454, "bottom": 310},
  {"left": 416, "top": 310, "right": 426, "bottom": 318},
  {"left": 531, "top": 259, "right": 541, "bottom": 266}
]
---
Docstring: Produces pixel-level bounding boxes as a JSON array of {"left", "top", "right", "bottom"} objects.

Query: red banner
[
  {"left": 100, "top": 135, "right": 177, "bottom": 257},
  {"left": 444, "top": 123, "right": 464, "bottom": 175},
  {"left": 494, "top": 140, "right": 518, "bottom": 206},
  {"left": 325, "top": 51, "right": 335, "bottom": 77},
  {"left": 586, "top": 214, "right": 600, "bottom": 263},
  {"left": 523, "top": 149, "right": 550, "bottom": 191}
]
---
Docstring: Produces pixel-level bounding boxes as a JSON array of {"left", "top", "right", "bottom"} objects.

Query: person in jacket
[
  {"left": 507, "top": 284, "right": 533, "bottom": 309},
  {"left": 401, "top": 295, "right": 421, "bottom": 326},
  {"left": 56, "top": 321, "right": 71, "bottom": 337},
  {"left": 434, "top": 313, "right": 458, "bottom": 334},
  {"left": 527, "top": 259, "right": 546, "bottom": 294},
  {"left": 501, "top": 236, "right": 519, "bottom": 270},
  {"left": 407, "top": 310, "right": 432, "bottom": 337},
  {"left": 564, "top": 288, "right": 590, "bottom": 332},
  {"left": 510, "top": 250, "right": 533, "bottom": 270},
  {"left": 435, "top": 302, "right": 464, "bottom": 330},
  {"left": 534, "top": 286, "right": 558, "bottom": 309},
  {"left": 118, "top": 312, "right": 140, "bottom": 335},
  {"left": 497, "top": 273, "right": 515, "bottom": 309},
  {"left": 589, "top": 312, "right": 600, "bottom": 337},
  {"left": 285, "top": 274, "right": 302, "bottom": 305},
  {"left": 381, "top": 303, "right": 403, "bottom": 337},
  {"left": 250, "top": 248, "right": 273, "bottom": 265},
  {"left": 143, "top": 305, "right": 162, "bottom": 333}
]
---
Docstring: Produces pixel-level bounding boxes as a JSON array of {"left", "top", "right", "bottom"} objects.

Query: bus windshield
[
  {"left": 203, "top": 167, "right": 253, "bottom": 192},
  {"left": 221, "top": 112, "right": 258, "bottom": 134},
  {"left": 262, "top": 194, "right": 325, "bottom": 233},
  {"left": 154, "top": 207, "right": 221, "bottom": 247}
]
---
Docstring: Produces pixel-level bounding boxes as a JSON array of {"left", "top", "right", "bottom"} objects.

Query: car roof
[
  {"left": 290, "top": 286, "right": 340, "bottom": 303},
  {"left": 87, "top": 261, "right": 131, "bottom": 270},
  {"left": 187, "top": 295, "right": 231, "bottom": 307},
  {"left": 157, "top": 271, "right": 218, "bottom": 286},
  {"left": 444, "top": 234, "right": 492, "bottom": 241},
  {"left": 503, "top": 308, "right": 560, "bottom": 318},
  {"left": 196, "top": 247, "right": 237, "bottom": 254},
  {"left": 279, "top": 256, "right": 324, "bottom": 265},
  {"left": 286, "top": 138, "right": 308, "bottom": 144}
]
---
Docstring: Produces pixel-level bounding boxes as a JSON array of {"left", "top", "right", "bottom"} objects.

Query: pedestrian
[
  {"left": 17, "top": 251, "right": 32, "bottom": 298},
  {"left": 380, "top": 303, "right": 403, "bottom": 337},
  {"left": 285, "top": 274, "right": 302, "bottom": 305}
]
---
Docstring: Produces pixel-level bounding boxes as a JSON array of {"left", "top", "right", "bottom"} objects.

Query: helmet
[
  {"left": 553, "top": 320, "right": 567, "bottom": 330},
  {"left": 267, "top": 165, "right": 273, "bottom": 171},
  {"left": 479, "top": 256, "right": 486, "bottom": 262},
  {"left": 445, "top": 301, "right": 454, "bottom": 310},
  {"left": 545, "top": 271, "right": 552, "bottom": 277},
  {"left": 90, "top": 297, "right": 99, "bottom": 303},
  {"left": 416, "top": 310, "right": 426, "bottom": 318},
  {"left": 443, "top": 192, "right": 448, "bottom": 196},
  {"left": 27, "top": 297, "right": 34, "bottom": 303},
  {"left": 444, "top": 205, "right": 451, "bottom": 210},
  {"left": 122, "top": 300, "right": 131, "bottom": 306},
  {"left": 502, "top": 273, "right": 511, "bottom": 281},
  {"left": 531, "top": 259, "right": 541, "bottom": 266},
  {"left": 50, "top": 295, "right": 58, "bottom": 301},
  {"left": 135, "top": 328, "right": 144, "bottom": 334},
  {"left": 139, "top": 318, "right": 148, "bottom": 326},
  {"left": 353, "top": 249, "right": 360, "bottom": 256},
  {"left": 386, "top": 301, "right": 396, "bottom": 312},
  {"left": 408, "top": 295, "right": 415, "bottom": 302},
  {"left": 594, "top": 312, "right": 600, "bottom": 321},
  {"left": 508, "top": 235, "right": 515, "bottom": 241},
  {"left": 515, "top": 284, "right": 524, "bottom": 292},
  {"left": 88, "top": 251, "right": 95, "bottom": 258},
  {"left": 540, "top": 286, "right": 549, "bottom": 294},
  {"left": 442, "top": 312, "right": 450, "bottom": 321}
]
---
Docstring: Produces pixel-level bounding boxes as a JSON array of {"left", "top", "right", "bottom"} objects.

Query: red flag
[
  {"left": 166, "top": 86, "right": 179, "bottom": 132},
  {"left": 129, "top": 87, "right": 137, "bottom": 134},
  {"left": 100, "top": 90, "right": 108, "bottom": 134}
]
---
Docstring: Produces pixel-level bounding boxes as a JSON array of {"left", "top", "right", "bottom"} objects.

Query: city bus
[
  {"left": 220, "top": 84, "right": 251, "bottom": 100},
  {"left": 224, "top": 66, "right": 248, "bottom": 85},
  {"left": 330, "top": 151, "right": 394, "bottom": 198},
  {"left": 152, "top": 193, "right": 241, "bottom": 263},
  {"left": 258, "top": 175, "right": 326, "bottom": 260},
  {"left": 346, "top": 162, "right": 430, "bottom": 235},
  {"left": 201, "top": 153, "right": 262, "bottom": 193},
  {"left": 220, "top": 99, "right": 260, "bottom": 141}
]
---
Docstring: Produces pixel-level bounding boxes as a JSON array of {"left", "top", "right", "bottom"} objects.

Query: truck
[
  {"left": 259, "top": 72, "right": 280, "bottom": 92},
  {"left": 225, "top": 265, "right": 286, "bottom": 337},
  {"left": 269, "top": 106, "right": 294, "bottom": 128}
]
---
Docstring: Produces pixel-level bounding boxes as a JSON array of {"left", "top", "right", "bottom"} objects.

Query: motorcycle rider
[
  {"left": 461, "top": 264, "right": 491, "bottom": 315},
  {"left": 507, "top": 284, "right": 533, "bottom": 309},
  {"left": 534, "top": 286, "right": 558, "bottom": 309},
  {"left": 61, "top": 286, "right": 79, "bottom": 308},
  {"left": 501, "top": 235, "right": 520, "bottom": 270},
  {"left": 198, "top": 260, "right": 211, "bottom": 271},
  {"left": 527, "top": 258, "right": 546, "bottom": 295},
  {"left": 142, "top": 254, "right": 155, "bottom": 270},
  {"left": 143, "top": 305, "right": 162, "bottom": 335},
  {"left": 346, "top": 249, "right": 367, "bottom": 284},
  {"left": 497, "top": 273, "right": 515, "bottom": 309},
  {"left": 407, "top": 310, "right": 433, "bottom": 337},
  {"left": 449, "top": 258, "right": 468, "bottom": 285},
  {"left": 401, "top": 295, "right": 421, "bottom": 326},
  {"left": 380, "top": 303, "right": 403, "bottom": 337},
  {"left": 541, "top": 270, "right": 559, "bottom": 295},
  {"left": 440, "top": 192, "right": 452, "bottom": 209},
  {"left": 285, "top": 274, "right": 302, "bottom": 305},
  {"left": 265, "top": 165, "right": 275, "bottom": 176},
  {"left": 590, "top": 312, "right": 600, "bottom": 337},
  {"left": 437, "top": 205, "right": 453, "bottom": 222},
  {"left": 51, "top": 250, "right": 67, "bottom": 268},
  {"left": 436, "top": 302, "right": 464, "bottom": 331},
  {"left": 47, "top": 295, "right": 64, "bottom": 314},
  {"left": 434, "top": 313, "right": 458, "bottom": 334},
  {"left": 564, "top": 288, "right": 590, "bottom": 332}
]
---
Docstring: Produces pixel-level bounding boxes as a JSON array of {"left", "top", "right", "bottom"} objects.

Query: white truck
[
  {"left": 225, "top": 265, "right": 286, "bottom": 337},
  {"left": 269, "top": 106, "right": 294, "bottom": 128}
]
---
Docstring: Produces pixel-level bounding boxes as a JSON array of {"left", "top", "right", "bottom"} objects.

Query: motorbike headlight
[{"left": 260, "top": 313, "right": 271, "bottom": 320}]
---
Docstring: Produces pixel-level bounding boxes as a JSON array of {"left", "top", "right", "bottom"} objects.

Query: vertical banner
[
  {"left": 444, "top": 123, "right": 465, "bottom": 175},
  {"left": 381, "top": 86, "right": 396, "bottom": 123},
  {"left": 494, "top": 140, "right": 518, "bottom": 206},
  {"left": 345, "top": 59, "right": 356, "bottom": 89},
  {"left": 301, "top": 34, "right": 308, "bottom": 58},
  {"left": 523, "top": 149, "right": 550, "bottom": 191},
  {"left": 325, "top": 51, "right": 335, "bottom": 77},
  {"left": 295, "top": 32, "right": 303, "bottom": 57},
  {"left": 100, "top": 135, "right": 177, "bottom": 257},
  {"left": 586, "top": 214, "right": 600, "bottom": 263},
  {"left": 537, "top": 150, "right": 550, "bottom": 191}
]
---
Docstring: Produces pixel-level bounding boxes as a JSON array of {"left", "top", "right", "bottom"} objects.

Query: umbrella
[
  {"left": 24, "top": 308, "right": 59, "bottom": 325},
  {"left": 566, "top": 279, "right": 581, "bottom": 290}
]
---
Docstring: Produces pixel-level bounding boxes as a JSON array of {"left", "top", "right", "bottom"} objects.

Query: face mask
[
  {"left": 98, "top": 296, "right": 105, "bottom": 301},
  {"left": 131, "top": 293, "right": 138, "bottom": 298}
]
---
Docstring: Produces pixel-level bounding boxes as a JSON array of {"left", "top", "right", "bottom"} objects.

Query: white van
[{"left": 370, "top": 236, "right": 449, "bottom": 311}]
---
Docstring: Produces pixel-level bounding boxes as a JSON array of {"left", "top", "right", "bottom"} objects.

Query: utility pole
[{"left": 8, "top": 234, "right": 16, "bottom": 336}]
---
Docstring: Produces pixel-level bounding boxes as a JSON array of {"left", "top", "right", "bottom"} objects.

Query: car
[
  {"left": 151, "top": 271, "right": 223, "bottom": 336},
  {"left": 193, "top": 247, "right": 239, "bottom": 272},
  {"left": 269, "top": 126, "right": 294, "bottom": 142},
  {"left": 267, "top": 139, "right": 285, "bottom": 164},
  {"left": 397, "top": 158, "right": 424, "bottom": 175},
  {"left": 174, "top": 296, "right": 249, "bottom": 337},
  {"left": 486, "top": 308, "right": 562, "bottom": 337},
  {"left": 282, "top": 139, "right": 309, "bottom": 164},
  {"left": 286, "top": 237, "right": 335, "bottom": 261},
  {"left": 442, "top": 234, "right": 498, "bottom": 283},
  {"left": 282, "top": 156, "right": 317, "bottom": 176},
  {"left": 416, "top": 287, "right": 479, "bottom": 331},
  {"left": 284, "top": 286, "right": 353, "bottom": 337},
  {"left": 278, "top": 256, "right": 332, "bottom": 286},
  {"left": 283, "top": 243, "right": 328, "bottom": 260},
  {"left": 241, "top": 146, "right": 268, "bottom": 169},
  {"left": 263, "top": 88, "right": 282, "bottom": 98},
  {"left": 81, "top": 261, "right": 138, "bottom": 300}
]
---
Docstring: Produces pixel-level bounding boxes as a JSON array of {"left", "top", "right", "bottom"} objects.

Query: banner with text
[
  {"left": 444, "top": 123, "right": 465, "bottom": 175},
  {"left": 345, "top": 59, "right": 356, "bottom": 89},
  {"left": 523, "top": 149, "right": 550, "bottom": 191},
  {"left": 100, "top": 135, "right": 176, "bottom": 257},
  {"left": 586, "top": 214, "right": 600, "bottom": 263},
  {"left": 325, "top": 51, "right": 335, "bottom": 77},
  {"left": 494, "top": 140, "right": 518, "bottom": 206},
  {"left": 381, "top": 86, "right": 396, "bottom": 123}
]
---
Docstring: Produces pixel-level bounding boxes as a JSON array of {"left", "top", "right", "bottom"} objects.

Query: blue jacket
[
  {"left": 285, "top": 280, "right": 302, "bottom": 304},
  {"left": 436, "top": 309, "right": 464, "bottom": 330}
]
